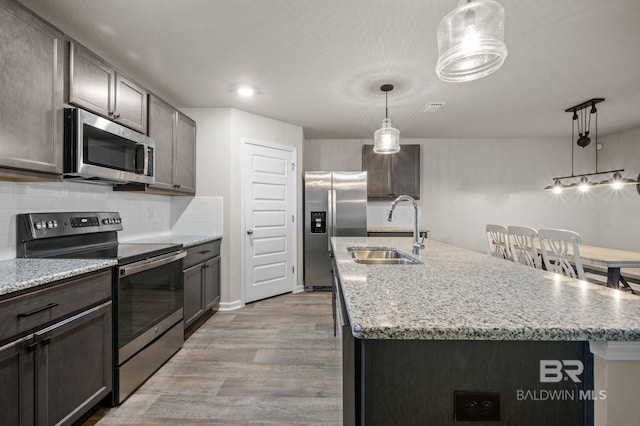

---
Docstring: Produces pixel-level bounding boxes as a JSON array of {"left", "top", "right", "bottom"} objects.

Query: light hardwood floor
[{"left": 84, "top": 291, "right": 342, "bottom": 425}]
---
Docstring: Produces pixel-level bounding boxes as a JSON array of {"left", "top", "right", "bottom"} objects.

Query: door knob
[{"left": 247, "top": 229, "right": 254, "bottom": 235}]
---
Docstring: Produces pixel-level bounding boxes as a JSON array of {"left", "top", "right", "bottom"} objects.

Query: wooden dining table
[{"left": 574, "top": 244, "right": 640, "bottom": 291}]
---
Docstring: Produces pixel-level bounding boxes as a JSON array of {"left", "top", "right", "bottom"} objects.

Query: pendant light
[
  {"left": 373, "top": 84, "right": 400, "bottom": 154},
  {"left": 544, "top": 98, "right": 640, "bottom": 193},
  {"left": 436, "top": 0, "right": 508, "bottom": 83}
]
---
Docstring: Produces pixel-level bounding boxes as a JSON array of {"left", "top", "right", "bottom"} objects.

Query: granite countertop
[
  {"left": 126, "top": 234, "right": 221, "bottom": 248},
  {"left": 0, "top": 259, "right": 117, "bottom": 297},
  {"left": 332, "top": 236, "right": 640, "bottom": 341},
  {"left": 0, "top": 235, "right": 220, "bottom": 298},
  {"left": 368, "top": 227, "right": 429, "bottom": 233}
]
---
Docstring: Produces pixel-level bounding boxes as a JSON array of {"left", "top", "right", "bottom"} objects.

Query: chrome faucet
[{"left": 387, "top": 195, "right": 425, "bottom": 255}]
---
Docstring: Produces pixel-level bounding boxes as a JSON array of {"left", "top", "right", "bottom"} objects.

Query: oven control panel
[
  {"left": 70, "top": 216, "right": 100, "bottom": 228},
  {"left": 17, "top": 212, "right": 123, "bottom": 240}
]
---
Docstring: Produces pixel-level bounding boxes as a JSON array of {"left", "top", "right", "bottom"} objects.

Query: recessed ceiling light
[{"left": 237, "top": 86, "right": 255, "bottom": 97}]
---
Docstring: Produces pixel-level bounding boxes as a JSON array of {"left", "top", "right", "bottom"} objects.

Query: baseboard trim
[
  {"left": 294, "top": 284, "right": 305, "bottom": 293},
  {"left": 219, "top": 300, "right": 243, "bottom": 311}
]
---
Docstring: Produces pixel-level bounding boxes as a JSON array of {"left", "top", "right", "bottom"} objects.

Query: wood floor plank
[
  {"left": 133, "top": 395, "right": 341, "bottom": 423},
  {"left": 217, "top": 377, "right": 341, "bottom": 398},
  {"left": 84, "top": 291, "right": 342, "bottom": 425}
]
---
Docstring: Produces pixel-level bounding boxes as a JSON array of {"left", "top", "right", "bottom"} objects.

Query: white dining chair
[
  {"left": 538, "top": 228, "right": 586, "bottom": 280},
  {"left": 507, "top": 225, "right": 541, "bottom": 269},
  {"left": 485, "top": 224, "right": 509, "bottom": 260}
]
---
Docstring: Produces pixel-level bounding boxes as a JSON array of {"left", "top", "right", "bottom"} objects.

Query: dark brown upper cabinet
[
  {"left": 0, "top": 0, "right": 64, "bottom": 181},
  {"left": 69, "top": 42, "right": 148, "bottom": 134},
  {"left": 362, "top": 144, "right": 420, "bottom": 200},
  {"left": 115, "top": 94, "right": 196, "bottom": 195},
  {"left": 147, "top": 95, "right": 196, "bottom": 194}
]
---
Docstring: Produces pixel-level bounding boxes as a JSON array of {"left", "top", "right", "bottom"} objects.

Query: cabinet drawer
[
  {"left": 183, "top": 240, "right": 221, "bottom": 269},
  {"left": 0, "top": 270, "right": 112, "bottom": 344}
]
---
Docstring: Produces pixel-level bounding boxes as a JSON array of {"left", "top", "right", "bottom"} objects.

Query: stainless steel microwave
[{"left": 64, "top": 108, "right": 155, "bottom": 185}]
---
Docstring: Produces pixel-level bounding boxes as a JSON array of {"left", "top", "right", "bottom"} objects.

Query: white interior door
[{"left": 242, "top": 140, "right": 296, "bottom": 303}]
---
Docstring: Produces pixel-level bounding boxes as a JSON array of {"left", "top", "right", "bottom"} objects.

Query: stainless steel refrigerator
[{"left": 304, "top": 171, "right": 367, "bottom": 290}]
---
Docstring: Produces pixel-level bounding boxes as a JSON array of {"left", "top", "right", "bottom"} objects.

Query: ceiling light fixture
[
  {"left": 545, "top": 98, "right": 640, "bottom": 193},
  {"left": 237, "top": 86, "right": 255, "bottom": 97},
  {"left": 436, "top": 0, "right": 508, "bottom": 83},
  {"left": 373, "top": 84, "right": 400, "bottom": 155}
]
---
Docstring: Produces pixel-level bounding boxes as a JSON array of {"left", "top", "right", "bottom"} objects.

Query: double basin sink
[{"left": 348, "top": 247, "right": 421, "bottom": 265}]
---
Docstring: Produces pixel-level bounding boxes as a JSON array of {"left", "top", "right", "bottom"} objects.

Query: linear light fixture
[{"left": 545, "top": 98, "right": 640, "bottom": 193}]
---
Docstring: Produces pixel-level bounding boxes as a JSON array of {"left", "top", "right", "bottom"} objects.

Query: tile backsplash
[
  {"left": 169, "top": 196, "right": 223, "bottom": 236},
  {"left": 2, "top": 181, "right": 223, "bottom": 259}
]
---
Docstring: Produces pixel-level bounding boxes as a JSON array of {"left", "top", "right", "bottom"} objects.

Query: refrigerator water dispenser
[{"left": 310, "top": 211, "right": 326, "bottom": 233}]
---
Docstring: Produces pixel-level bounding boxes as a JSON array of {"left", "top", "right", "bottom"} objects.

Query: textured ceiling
[{"left": 18, "top": 0, "right": 640, "bottom": 140}]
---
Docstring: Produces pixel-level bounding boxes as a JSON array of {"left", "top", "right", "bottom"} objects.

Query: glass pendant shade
[
  {"left": 373, "top": 118, "right": 400, "bottom": 154},
  {"left": 436, "top": 0, "right": 508, "bottom": 82}
]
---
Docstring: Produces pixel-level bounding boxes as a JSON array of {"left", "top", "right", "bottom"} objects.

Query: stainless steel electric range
[{"left": 17, "top": 212, "right": 186, "bottom": 405}]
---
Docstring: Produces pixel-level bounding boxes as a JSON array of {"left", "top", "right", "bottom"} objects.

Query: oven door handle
[{"left": 119, "top": 251, "right": 186, "bottom": 278}]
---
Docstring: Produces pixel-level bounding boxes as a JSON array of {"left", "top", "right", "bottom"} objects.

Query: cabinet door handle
[
  {"left": 41, "top": 336, "right": 52, "bottom": 346},
  {"left": 198, "top": 250, "right": 212, "bottom": 255},
  {"left": 26, "top": 341, "right": 38, "bottom": 352},
  {"left": 17, "top": 303, "right": 59, "bottom": 318}
]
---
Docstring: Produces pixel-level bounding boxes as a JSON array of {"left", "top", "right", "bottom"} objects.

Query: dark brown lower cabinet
[
  {"left": 183, "top": 240, "right": 221, "bottom": 330},
  {"left": 0, "top": 335, "right": 34, "bottom": 426},
  {"left": 0, "top": 301, "right": 112, "bottom": 426}
]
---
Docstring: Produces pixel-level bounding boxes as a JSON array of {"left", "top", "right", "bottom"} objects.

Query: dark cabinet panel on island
[{"left": 335, "top": 275, "right": 592, "bottom": 425}]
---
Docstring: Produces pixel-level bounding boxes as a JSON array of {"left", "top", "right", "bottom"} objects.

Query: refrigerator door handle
[{"left": 327, "top": 189, "right": 337, "bottom": 251}]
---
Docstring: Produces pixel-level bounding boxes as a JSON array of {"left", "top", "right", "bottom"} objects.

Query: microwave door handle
[
  {"left": 143, "top": 146, "right": 149, "bottom": 176},
  {"left": 134, "top": 144, "right": 148, "bottom": 175}
]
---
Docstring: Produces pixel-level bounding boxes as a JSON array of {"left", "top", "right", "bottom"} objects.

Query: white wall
[
  {"left": 0, "top": 181, "right": 173, "bottom": 259},
  {"left": 304, "top": 130, "right": 640, "bottom": 253},
  {"left": 596, "top": 127, "right": 640, "bottom": 251},
  {"left": 180, "top": 108, "right": 233, "bottom": 305},
  {"left": 181, "top": 107, "right": 304, "bottom": 307}
]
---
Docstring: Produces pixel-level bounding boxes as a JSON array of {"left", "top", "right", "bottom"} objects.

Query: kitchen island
[{"left": 332, "top": 236, "right": 640, "bottom": 425}]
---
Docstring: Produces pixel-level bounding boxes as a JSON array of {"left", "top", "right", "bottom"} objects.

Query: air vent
[{"left": 423, "top": 102, "right": 445, "bottom": 112}]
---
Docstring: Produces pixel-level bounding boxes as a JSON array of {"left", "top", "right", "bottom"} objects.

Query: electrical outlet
[{"left": 454, "top": 391, "right": 500, "bottom": 421}]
